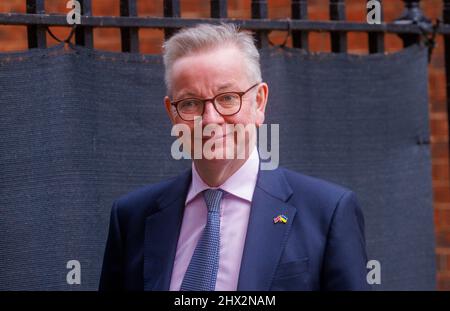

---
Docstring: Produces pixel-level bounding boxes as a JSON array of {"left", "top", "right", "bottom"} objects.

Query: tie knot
[{"left": 203, "top": 189, "right": 224, "bottom": 213}]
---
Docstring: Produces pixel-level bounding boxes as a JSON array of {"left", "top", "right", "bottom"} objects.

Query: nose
[{"left": 202, "top": 100, "right": 224, "bottom": 124}]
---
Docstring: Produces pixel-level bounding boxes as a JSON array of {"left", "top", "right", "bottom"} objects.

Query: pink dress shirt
[{"left": 169, "top": 147, "right": 260, "bottom": 291}]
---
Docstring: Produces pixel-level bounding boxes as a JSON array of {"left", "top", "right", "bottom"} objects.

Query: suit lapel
[
  {"left": 143, "top": 169, "right": 191, "bottom": 291},
  {"left": 142, "top": 165, "right": 297, "bottom": 291},
  {"left": 237, "top": 168, "right": 296, "bottom": 290}
]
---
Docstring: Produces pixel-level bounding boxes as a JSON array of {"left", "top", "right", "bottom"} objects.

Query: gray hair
[{"left": 162, "top": 23, "right": 262, "bottom": 94}]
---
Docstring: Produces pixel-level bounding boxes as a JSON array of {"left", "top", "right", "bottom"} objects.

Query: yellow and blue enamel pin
[{"left": 273, "top": 214, "right": 288, "bottom": 224}]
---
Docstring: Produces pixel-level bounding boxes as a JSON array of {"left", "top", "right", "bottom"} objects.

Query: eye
[
  {"left": 224, "top": 95, "right": 234, "bottom": 102},
  {"left": 217, "top": 93, "right": 239, "bottom": 105},
  {"left": 179, "top": 99, "right": 201, "bottom": 111},
  {"left": 181, "top": 100, "right": 194, "bottom": 107}
]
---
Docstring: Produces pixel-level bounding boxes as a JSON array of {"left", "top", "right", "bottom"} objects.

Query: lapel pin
[{"left": 273, "top": 214, "right": 288, "bottom": 224}]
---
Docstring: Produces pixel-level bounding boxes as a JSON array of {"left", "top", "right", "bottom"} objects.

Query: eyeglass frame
[{"left": 170, "top": 83, "right": 261, "bottom": 121}]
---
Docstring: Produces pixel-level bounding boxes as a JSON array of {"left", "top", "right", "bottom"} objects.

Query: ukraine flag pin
[{"left": 273, "top": 214, "right": 288, "bottom": 224}]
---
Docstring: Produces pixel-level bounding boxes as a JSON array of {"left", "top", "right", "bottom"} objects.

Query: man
[{"left": 99, "top": 23, "right": 370, "bottom": 291}]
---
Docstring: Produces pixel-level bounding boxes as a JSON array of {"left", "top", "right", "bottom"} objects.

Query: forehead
[{"left": 170, "top": 46, "right": 248, "bottom": 94}]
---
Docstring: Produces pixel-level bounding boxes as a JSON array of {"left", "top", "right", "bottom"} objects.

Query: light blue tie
[{"left": 180, "top": 189, "right": 223, "bottom": 291}]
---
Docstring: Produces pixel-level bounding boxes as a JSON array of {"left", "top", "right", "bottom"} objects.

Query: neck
[{"left": 193, "top": 145, "right": 255, "bottom": 187}]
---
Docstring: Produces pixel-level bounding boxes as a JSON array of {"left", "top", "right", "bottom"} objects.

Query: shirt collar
[{"left": 185, "top": 146, "right": 260, "bottom": 204}]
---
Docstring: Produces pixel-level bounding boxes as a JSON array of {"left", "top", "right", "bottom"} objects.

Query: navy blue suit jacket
[{"left": 99, "top": 166, "right": 370, "bottom": 291}]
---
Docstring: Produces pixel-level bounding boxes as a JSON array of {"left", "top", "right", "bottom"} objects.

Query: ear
[
  {"left": 164, "top": 96, "right": 176, "bottom": 125},
  {"left": 255, "top": 82, "right": 268, "bottom": 127}
]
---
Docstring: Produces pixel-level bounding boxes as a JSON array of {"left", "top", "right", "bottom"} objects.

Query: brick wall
[{"left": 1, "top": 0, "right": 449, "bottom": 290}]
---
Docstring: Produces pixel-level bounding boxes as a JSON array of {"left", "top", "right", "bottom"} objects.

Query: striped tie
[{"left": 180, "top": 189, "right": 223, "bottom": 291}]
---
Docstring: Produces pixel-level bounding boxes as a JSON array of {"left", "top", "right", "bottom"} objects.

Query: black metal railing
[
  {"left": 1, "top": 0, "right": 449, "bottom": 169},
  {"left": 3, "top": 0, "right": 449, "bottom": 50}
]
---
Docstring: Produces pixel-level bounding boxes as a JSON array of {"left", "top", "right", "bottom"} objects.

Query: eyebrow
[
  {"left": 216, "top": 83, "right": 236, "bottom": 92},
  {"left": 176, "top": 83, "right": 237, "bottom": 99}
]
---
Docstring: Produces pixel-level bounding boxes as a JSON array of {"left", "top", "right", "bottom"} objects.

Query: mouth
[
  {"left": 201, "top": 130, "right": 232, "bottom": 142},
  {"left": 202, "top": 134, "right": 227, "bottom": 141}
]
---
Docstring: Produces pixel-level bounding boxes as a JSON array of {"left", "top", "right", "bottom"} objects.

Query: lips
[
  {"left": 202, "top": 133, "right": 228, "bottom": 142},
  {"left": 201, "top": 129, "right": 232, "bottom": 141}
]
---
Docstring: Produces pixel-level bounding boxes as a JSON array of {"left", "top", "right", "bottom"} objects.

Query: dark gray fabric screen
[{"left": 0, "top": 43, "right": 435, "bottom": 290}]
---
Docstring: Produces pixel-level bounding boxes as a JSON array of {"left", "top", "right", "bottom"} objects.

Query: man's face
[{"left": 164, "top": 45, "right": 268, "bottom": 160}]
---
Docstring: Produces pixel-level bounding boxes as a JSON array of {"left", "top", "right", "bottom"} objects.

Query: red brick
[
  {"left": 435, "top": 208, "right": 450, "bottom": 230},
  {"left": 430, "top": 36, "right": 445, "bottom": 69},
  {"left": 432, "top": 162, "right": 450, "bottom": 183},
  {"left": 43, "top": 0, "right": 70, "bottom": 14},
  {"left": 431, "top": 119, "right": 450, "bottom": 138},
  {"left": 434, "top": 186, "right": 450, "bottom": 204},
  {"left": 429, "top": 70, "right": 447, "bottom": 103},
  {"left": 347, "top": 32, "right": 368, "bottom": 54},
  {"left": 309, "top": 31, "right": 331, "bottom": 52},
  {"left": 436, "top": 230, "right": 450, "bottom": 248},
  {"left": 139, "top": 29, "right": 164, "bottom": 54},
  {"left": 435, "top": 209, "right": 442, "bottom": 229},
  {"left": 431, "top": 143, "right": 449, "bottom": 160},
  {"left": 308, "top": 0, "right": 329, "bottom": 21},
  {"left": 180, "top": 0, "right": 210, "bottom": 18},
  {"left": 0, "top": 0, "right": 25, "bottom": 13},
  {"left": 430, "top": 100, "right": 447, "bottom": 114},
  {"left": 91, "top": 0, "right": 120, "bottom": 16},
  {"left": 137, "top": 0, "right": 164, "bottom": 16},
  {"left": 436, "top": 253, "right": 447, "bottom": 272},
  {"left": 441, "top": 209, "right": 450, "bottom": 228},
  {"left": 437, "top": 272, "right": 450, "bottom": 290},
  {"left": 93, "top": 28, "right": 121, "bottom": 52},
  {"left": 384, "top": 33, "right": 403, "bottom": 53}
]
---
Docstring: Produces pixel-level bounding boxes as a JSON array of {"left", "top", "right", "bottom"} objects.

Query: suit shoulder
[
  {"left": 277, "top": 168, "right": 361, "bottom": 229},
  {"left": 114, "top": 169, "right": 191, "bottom": 216},
  {"left": 279, "top": 167, "right": 354, "bottom": 204}
]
